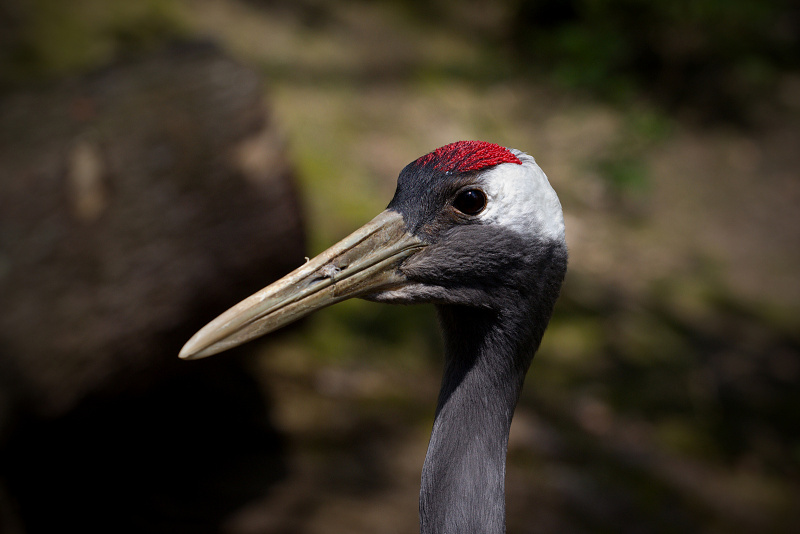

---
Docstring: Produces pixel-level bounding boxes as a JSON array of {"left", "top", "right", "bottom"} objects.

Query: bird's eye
[{"left": 453, "top": 189, "right": 487, "bottom": 215}]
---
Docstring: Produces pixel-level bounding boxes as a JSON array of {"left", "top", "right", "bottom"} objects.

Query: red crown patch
[{"left": 414, "top": 141, "right": 522, "bottom": 174}]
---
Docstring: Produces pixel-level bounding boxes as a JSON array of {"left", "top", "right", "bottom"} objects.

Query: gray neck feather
[{"left": 419, "top": 305, "right": 536, "bottom": 534}]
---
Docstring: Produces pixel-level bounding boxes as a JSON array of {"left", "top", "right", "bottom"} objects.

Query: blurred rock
[
  {"left": 0, "top": 41, "right": 304, "bottom": 531},
  {"left": 0, "top": 40, "right": 305, "bottom": 419}
]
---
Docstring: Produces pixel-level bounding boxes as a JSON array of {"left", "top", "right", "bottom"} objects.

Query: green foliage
[
  {"left": 0, "top": 0, "right": 184, "bottom": 88},
  {"left": 540, "top": 275, "right": 800, "bottom": 474},
  {"left": 511, "top": 0, "right": 798, "bottom": 119},
  {"left": 593, "top": 108, "right": 672, "bottom": 197}
]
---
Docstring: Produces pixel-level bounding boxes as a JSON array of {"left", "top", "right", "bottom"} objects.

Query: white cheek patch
[{"left": 477, "top": 150, "right": 565, "bottom": 242}]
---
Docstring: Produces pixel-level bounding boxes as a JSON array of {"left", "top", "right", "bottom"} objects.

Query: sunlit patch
[{"left": 477, "top": 150, "right": 565, "bottom": 242}]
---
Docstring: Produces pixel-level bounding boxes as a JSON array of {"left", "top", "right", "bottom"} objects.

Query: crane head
[{"left": 179, "top": 141, "right": 565, "bottom": 360}]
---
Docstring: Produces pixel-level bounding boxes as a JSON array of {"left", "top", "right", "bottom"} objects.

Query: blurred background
[{"left": 1, "top": 0, "right": 798, "bottom": 533}]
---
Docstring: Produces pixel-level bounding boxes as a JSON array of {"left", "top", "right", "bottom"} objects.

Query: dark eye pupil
[{"left": 453, "top": 189, "right": 486, "bottom": 215}]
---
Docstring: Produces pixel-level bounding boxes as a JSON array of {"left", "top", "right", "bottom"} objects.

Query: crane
[{"left": 180, "top": 140, "right": 568, "bottom": 534}]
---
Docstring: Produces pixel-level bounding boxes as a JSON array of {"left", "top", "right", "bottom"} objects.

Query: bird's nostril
[{"left": 319, "top": 264, "right": 342, "bottom": 279}]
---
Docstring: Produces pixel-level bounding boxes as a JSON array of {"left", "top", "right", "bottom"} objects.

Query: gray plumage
[
  {"left": 179, "top": 141, "right": 568, "bottom": 534},
  {"left": 384, "top": 161, "right": 568, "bottom": 533}
]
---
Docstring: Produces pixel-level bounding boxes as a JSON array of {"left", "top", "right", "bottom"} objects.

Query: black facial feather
[
  {"left": 385, "top": 147, "right": 567, "bottom": 534},
  {"left": 387, "top": 160, "right": 484, "bottom": 239}
]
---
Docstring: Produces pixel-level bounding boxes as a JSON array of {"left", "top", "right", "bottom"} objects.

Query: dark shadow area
[
  {"left": 0, "top": 355, "right": 286, "bottom": 534},
  {"left": 509, "top": 0, "right": 800, "bottom": 123},
  {"left": 0, "top": 39, "right": 306, "bottom": 533},
  {"left": 509, "top": 273, "right": 800, "bottom": 532}
]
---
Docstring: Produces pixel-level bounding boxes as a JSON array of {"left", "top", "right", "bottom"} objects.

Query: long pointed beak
[{"left": 179, "top": 210, "right": 423, "bottom": 360}]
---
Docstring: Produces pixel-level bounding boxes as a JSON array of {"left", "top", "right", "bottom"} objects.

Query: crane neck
[{"left": 420, "top": 304, "right": 540, "bottom": 534}]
